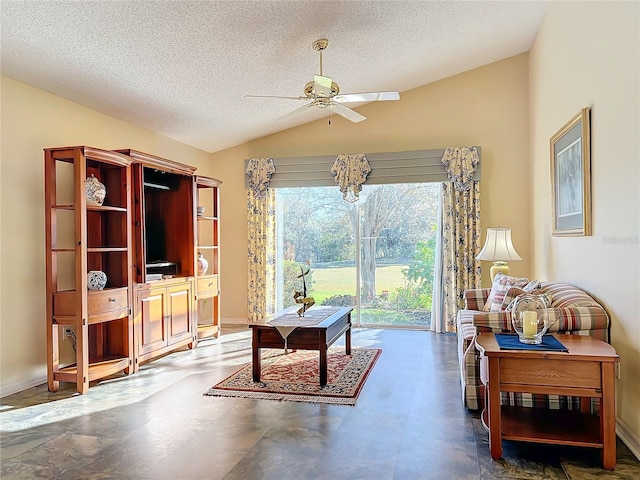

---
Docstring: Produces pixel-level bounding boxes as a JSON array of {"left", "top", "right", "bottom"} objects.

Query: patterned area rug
[{"left": 204, "top": 347, "right": 381, "bottom": 405}]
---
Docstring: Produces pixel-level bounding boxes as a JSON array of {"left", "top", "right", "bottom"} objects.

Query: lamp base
[{"left": 490, "top": 261, "right": 510, "bottom": 281}]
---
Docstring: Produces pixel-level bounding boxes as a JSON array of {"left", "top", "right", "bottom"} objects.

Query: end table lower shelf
[{"left": 482, "top": 405, "right": 602, "bottom": 447}]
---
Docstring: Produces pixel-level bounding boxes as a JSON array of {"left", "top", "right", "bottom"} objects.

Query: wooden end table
[
  {"left": 475, "top": 333, "right": 619, "bottom": 470},
  {"left": 249, "top": 306, "right": 352, "bottom": 386}
]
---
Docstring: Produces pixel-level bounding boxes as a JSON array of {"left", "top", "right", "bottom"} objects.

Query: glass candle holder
[{"left": 511, "top": 293, "right": 550, "bottom": 344}]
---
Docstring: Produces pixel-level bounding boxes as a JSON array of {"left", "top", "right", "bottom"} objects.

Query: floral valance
[
  {"left": 440, "top": 146, "right": 480, "bottom": 192},
  {"left": 245, "top": 157, "right": 275, "bottom": 199},
  {"left": 330, "top": 153, "right": 371, "bottom": 203}
]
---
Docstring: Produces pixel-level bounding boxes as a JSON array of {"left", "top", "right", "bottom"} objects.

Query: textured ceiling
[{"left": 1, "top": 1, "right": 548, "bottom": 153}]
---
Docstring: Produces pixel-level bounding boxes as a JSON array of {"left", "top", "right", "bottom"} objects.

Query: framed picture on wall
[{"left": 550, "top": 107, "right": 591, "bottom": 236}]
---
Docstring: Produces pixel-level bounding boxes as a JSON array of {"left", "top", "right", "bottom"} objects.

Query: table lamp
[{"left": 476, "top": 228, "right": 522, "bottom": 281}]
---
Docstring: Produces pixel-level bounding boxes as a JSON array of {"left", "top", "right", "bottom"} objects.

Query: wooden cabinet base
[{"left": 134, "top": 278, "right": 196, "bottom": 368}]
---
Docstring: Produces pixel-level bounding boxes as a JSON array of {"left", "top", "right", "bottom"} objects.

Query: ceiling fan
[{"left": 246, "top": 39, "right": 400, "bottom": 123}]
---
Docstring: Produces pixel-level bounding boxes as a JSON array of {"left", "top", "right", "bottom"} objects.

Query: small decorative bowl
[{"left": 88, "top": 270, "right": 107, "bottom": 290}]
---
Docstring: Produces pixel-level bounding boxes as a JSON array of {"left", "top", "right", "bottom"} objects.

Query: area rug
[{"left": 204, "top": 347, "right": 381, "bottom": 405}]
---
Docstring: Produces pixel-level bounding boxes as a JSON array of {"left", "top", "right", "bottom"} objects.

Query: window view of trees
[{"left": 277, "top": 183, "right": 439, "bottom": 327}]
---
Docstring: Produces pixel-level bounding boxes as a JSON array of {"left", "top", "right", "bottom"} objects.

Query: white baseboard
[
  {"left": 617, "top": 418, "right": 640, "bottom": 461},
  {"left": 222, "top": 317, "right": 250, "bottom": 325},
  {"left": 1, "top": 375, "right": 47, "bottom": 399}
]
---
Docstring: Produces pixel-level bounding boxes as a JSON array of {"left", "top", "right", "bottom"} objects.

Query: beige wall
[
  {"left": 530, "top": 2, "right": 639, "bottom": 452},
  {"left": 0, "top": 76, "right": 216, "bottom": 395},
  {"left": 211, "top": 54, "right": 532, "bottom": 319}
]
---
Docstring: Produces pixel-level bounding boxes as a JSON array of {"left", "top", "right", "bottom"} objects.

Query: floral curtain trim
[
  {"left": 330, "top": 153, "right": 371, "bottom": 203},
  {"left": 440, "top": 147, "right": 480, "bottom": 192},
  {"left": 246, "top": 157, "right": 275, "bottom": 199}
]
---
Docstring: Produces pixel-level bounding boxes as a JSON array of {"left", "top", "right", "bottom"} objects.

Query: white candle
[{"left": 522, "top": 311, "right": 538, "bottom": 337}]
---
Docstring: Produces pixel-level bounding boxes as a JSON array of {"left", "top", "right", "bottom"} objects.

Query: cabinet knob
[
  {"left": 109, "top": 298, "right": 116, "bottom": 302},
  {"left": 208, "top": 282, "right": 213, "bottom": 287}
]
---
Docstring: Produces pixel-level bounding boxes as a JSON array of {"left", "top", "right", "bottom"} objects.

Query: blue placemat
[{"left": 495, "top": 334, "right": 568, "bottom": 352}]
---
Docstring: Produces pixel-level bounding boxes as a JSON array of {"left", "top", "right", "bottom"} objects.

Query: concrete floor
[{"left": 1, "top": 327, "right": 638, "bottom": 480}]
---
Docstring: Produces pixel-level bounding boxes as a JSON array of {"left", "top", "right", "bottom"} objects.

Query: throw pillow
[
  {"left": 483, "top": 273, "right": 529, "bottom": 312},
  {"left": 523, "top": 280, "right": 541, "bottom": 292},
  {"left": 498, "top": 286, "right": 527, "bottom": 312}
]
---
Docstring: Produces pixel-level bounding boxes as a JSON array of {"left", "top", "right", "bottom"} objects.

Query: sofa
[{"left": 457, "top": 276, "right": 610, "bottom": 411}]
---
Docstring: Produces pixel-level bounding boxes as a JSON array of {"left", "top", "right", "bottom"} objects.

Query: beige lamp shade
[{"left": 476, "top": 228, "right": 522, "bottom": 280}]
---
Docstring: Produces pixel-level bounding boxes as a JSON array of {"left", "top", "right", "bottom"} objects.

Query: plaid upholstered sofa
[{"left": 457, "top": 279, "right": 610, "bottom": 410}]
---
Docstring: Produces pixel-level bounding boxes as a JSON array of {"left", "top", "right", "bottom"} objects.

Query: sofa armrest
[
  {"left": 463, "top": 288, "right": 491, "bottom": 311},
  {"left": 470, "top": 311, "right": 513, "bottom": 332},
  {"left": 547, "top": 306, "right": 610, "bottom": 339}
]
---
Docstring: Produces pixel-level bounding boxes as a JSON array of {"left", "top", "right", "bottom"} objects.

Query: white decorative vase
[
  {"left": 86, "top": 174, "right": 106, "bottom": 206},
  {"left": 88, "top": 270, "right": 107, "bottom": 290},
  {"left": 197, "top": 253, "right": 208, "bottom": 276}
]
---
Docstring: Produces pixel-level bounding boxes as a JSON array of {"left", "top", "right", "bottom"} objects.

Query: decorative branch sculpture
[{"left": 293, "top": 261, "right": 315, "bottom": 316}]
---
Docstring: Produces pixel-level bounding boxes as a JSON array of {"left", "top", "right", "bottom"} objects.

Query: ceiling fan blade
[
  {"left": 245, "top": 94, "right": 306, "bottom": 100},
  {"left": 330, "top": 102, "right": 366, "bottom": 123},
  {"left": 314, "top": 75, "right": 333, "bottom": 96},
  {"left": 276, "top": 102, "right": 315, "bottom": 122},
  {"left": 334, "top": 91, "right": 400, "bottom": 103}
]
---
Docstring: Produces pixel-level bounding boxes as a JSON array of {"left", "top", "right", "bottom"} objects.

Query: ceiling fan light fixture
[{"left": 246, "top": 38, "right": 400, "bottom": 124}]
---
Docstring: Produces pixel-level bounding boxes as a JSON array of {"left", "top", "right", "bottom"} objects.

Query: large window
[{"left": 276, "top": 183, "right": 438, "bottom": 328}]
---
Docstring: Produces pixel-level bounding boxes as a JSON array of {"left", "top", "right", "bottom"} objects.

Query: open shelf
[
  {"left": 500, "top": 405, "right": 602, "bottom": 447},
  {"left": 197, "top": 323, "right": 220, "bottom": 340},
  {"left": 87, "top": 205, "right": 127, "bottom": 213},
  {"left": 55, "top": 355, "right": 130, "bottom": 382}
]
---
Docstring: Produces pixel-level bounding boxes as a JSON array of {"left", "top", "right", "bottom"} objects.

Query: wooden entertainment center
[{"left": 44, "top": 146, "right": 221, "bottom": 393}]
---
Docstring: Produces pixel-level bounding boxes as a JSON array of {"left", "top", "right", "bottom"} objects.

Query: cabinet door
[
  {"left": 166, "top": 283, "right": 193, "bottom": 345},
  {"left": 136, "top": 287, "right": 167, "bottom": 355}
]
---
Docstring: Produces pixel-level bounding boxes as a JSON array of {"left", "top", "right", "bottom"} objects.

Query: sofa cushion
[
  {"left": 539, "top": 281, "right": 602, "bottom": 308},
  {"left": 483, "top": 273, "right": 529, "bottom": 312},
  {"left": 463, "top": 288, "right": 491, "bottom": 311}
]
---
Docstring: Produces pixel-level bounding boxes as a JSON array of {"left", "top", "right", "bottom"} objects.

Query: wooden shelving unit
[
  {"left": 44, "top": 146, "right": 134, "bottom": 394},
  {"left": 45, "top": 147, "right": 223, "bottom": 392},
  {"left": 194, "top": 176, "right": 221, "bottom": 340}
]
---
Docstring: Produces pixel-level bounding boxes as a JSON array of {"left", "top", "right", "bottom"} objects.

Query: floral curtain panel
[
  {"left": 330, "top": 153, "right": 371, "bottom": 202},
  {"left": 246, "top": 158, "right": 277, "bottom": 321},
  {"left": 436, "top": 147, "right": 481, "bottom": 332}
]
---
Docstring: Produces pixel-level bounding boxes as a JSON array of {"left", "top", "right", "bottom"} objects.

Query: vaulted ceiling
[{"left": 1, "top": 1, "right": 548, "bottom": 153}]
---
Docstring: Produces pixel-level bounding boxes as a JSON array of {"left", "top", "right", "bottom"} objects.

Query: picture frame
[{"left": 550, "top": 107, "right": 591, "bottom": 236}]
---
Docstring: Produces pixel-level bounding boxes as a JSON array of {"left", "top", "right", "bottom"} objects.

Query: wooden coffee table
[
  {"left": 249, "top": 306, "right": 353, "bottom": 386},
  {"left": 475, "top": 333, "right": 619, "bottom": 470}
]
